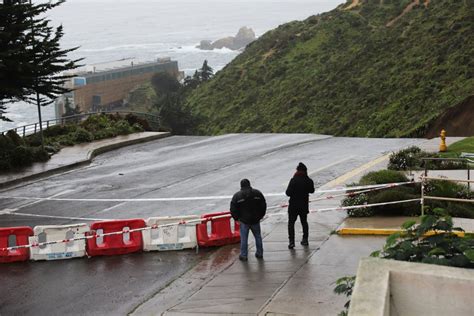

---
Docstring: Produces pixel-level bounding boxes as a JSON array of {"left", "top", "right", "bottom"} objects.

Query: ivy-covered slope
[{"left": 185, "top": 0, "right": 474, "bottom": 137}]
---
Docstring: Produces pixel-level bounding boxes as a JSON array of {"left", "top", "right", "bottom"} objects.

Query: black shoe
[
  {"left": 239, "top": 255, "right": 248, "bottom": 261},
  {"left": 255, "top": 253, "right": 263, "bottom": 259},
  {"left": 288, "top": 242, "right": 295, "bottom": 249},
  {"left": 300, "top": 240, "right": 309, "bottom": 246}
]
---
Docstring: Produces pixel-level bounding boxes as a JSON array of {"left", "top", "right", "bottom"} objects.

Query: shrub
[
  {"left": 369, "top": 189, "right": 420, "bottom": 216},
  {"left": 388, "top": 146, "right": 468, "bottom": 170},
  {"left": 114, "top": 120, "right": 133, "bottom": 135},
  {"left": 32, "top": 147, "right": 50, "bottom": 162},
  {"left": 6, "top": 130, "right": 24, "bottom": 146},
  {"left": 80, "top": 114, "right": 112, "bottom": 132},
  {"left": 73, "top": 128, "right": 93, "bottom": 143},
  {"left": 25, "top": 133, "right": 43, "bottom": 147},
  {"left": 359, "top": 169, "right": 409, "bottom": 185},
  {"left": 55, "top": 135, "right": 75, "bottom": 146},
  {"left": 343, "top": 170, "right": 417, "bottom": 217},
  {"left": 10, "top": 146, "right": 34, "bottom": 168},
  {"left": 125, "top": 113, "right": 151, "bottom": 131},
  {"left": 372, "top": 209, "right": 474, "bottom": 268},
  {"left": 0, "top": 134, "right": 15, "bottom": 152},
  {"left": 0, "top": 158, "right": 11, "bottom": 171},
  {"left": 388, "top": 146, "right": 422, "bottom": 171},
  {"left": 424, "top": 179, "right": 474, "bottom": 218},
  {"left": 42, "top": 124, "right": 70, "bottom": 137},
  {"left": 342, "top": 193, "right": 374, "bottom": 217},
  {"left": 93, "top": 127, "right": 117, "bottom": 140},
  {"left": 132, "top": 123, "right": 144, "bottom": 132}
]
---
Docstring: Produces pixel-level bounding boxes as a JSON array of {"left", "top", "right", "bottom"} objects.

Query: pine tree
[
  {"left": 200, "top": 60, "right": 214, "bottom": 81},
  {"left": 0, "top": 0, "right": 81, "bottom": 125}
]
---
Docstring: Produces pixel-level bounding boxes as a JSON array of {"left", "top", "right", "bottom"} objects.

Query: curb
[
  {"left": 0, "top": 132, "right": 170, "bottom": 189},
  {"left": 337, "top": 227, "right": 470, "bottom": 237}
]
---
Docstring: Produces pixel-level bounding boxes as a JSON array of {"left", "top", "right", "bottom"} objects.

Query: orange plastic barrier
[
  {"left": 86, "top": 219, "right": 145, "bottom": 257},
  {"left": 0, "top": 226, "right": 34, "bottom": 263},
  {"left": 196, "top": 211, "right": 240, "bottom": 247}
]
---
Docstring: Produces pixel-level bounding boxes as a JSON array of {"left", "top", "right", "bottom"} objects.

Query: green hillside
[{"left": 185, "top": 0, "right": 474, "bottom": 137}]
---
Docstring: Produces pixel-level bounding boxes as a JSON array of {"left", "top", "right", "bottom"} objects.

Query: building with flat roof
[{"left": 55, "top": 58, "right": 181, "bottom": 118}]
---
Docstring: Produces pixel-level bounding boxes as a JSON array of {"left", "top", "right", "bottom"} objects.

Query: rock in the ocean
[
  {"left": 197, "top": 40, "right": 213, "bottom": 50},
  {"left": 196, "top": 27, "right": 256, "bottom": 51}
]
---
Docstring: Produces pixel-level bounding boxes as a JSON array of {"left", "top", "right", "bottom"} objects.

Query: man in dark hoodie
[
  {"left": 285, "top": 162, "right": 315, "bottom": 249},
  {"left": 230, "top": 179, "right": 267, "bottom": 261}
]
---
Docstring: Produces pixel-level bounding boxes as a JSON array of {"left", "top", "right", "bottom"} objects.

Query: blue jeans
[{"left": 239, "top": 222, "right": 263, "bottom": 258}]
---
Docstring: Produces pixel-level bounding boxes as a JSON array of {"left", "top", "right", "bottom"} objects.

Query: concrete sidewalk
[{"left": 0, "top": 131, "right": 169, "bottom": 189}]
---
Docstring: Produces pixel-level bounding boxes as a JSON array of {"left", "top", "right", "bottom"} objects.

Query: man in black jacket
[
  {"left": 285, "top": 162, "right": 315, "bottom": 249},
  {"left": 230, "top": 179, "right": 267, "bottom": 261}
]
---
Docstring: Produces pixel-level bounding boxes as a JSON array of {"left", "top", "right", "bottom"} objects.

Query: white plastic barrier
[
  {"left": 29, "top": 223, "right": 89, "bottom": 261},
  {"left": 142, "top": 216, "right": 199, "bottom": 251}
]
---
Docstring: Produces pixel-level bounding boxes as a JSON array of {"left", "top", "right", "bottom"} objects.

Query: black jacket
[
  {"left": 230, "top": 187, "right": 267, "bottom": 225},
  {"left": 285, "top": 172, "right": 315, "bottom": 214}
]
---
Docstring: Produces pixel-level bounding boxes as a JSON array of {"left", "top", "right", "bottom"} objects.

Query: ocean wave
[
  {"left": 81, "top": 42, "right": 171, "bottom": 53},
  {"left": 172, "top": 45, "right": 239, "bottom": 54}
]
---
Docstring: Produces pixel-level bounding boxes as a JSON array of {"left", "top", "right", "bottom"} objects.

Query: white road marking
[
  {"left": 97, "top": 202, "right": 127, "bottom": 214},
  {"left": 308, "top": 156, "right": 354, "bottom": 177},
  {"left": 8, "top": 212, "right": 110, "bottom": 221},
  {"left": 0, "top": 208, "right": 17, "bottom": 215},
  {"left": 0, "top": 192, "right": 285, "bottom": 202}
]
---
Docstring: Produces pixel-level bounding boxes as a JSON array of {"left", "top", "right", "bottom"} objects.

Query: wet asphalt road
[{"left": 0, "top": 134, "right": 423, "bottom": 315}]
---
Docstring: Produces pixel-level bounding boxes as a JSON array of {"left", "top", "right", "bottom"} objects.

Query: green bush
[
  {"left": 114, "top": 120, "right": 133, "bottom": 135},
  {"left": 80, "top": 114, "right": 112, "bottom": 132},
  {"left": 125, "top": 113, "right": 150, "bottom": 131},
  {"left": 343, "top": 169, "right": 417, "bottom": 217},
  {"left": 42, "top": 124, "right": 70, "bottom": 137},
  {"left": 388, "top": 146, "right": 468, "bottom": 171},
  {"left": 342, "top": 193, "right": 374, "bottom": 217},
  {"left": 93, "top": 127, "right": 117, "bottom": 140},
  {"left": 73, "top": 128, "right": 93, "bottom": 143},
  {"left": 132, "top": 123, "right": 144, "bottom": 132},
  {"left": 369, "top": 189, "right": 420, "bottom": 216},
  {"left": 6, "top": 130, "right": 24, "bottom": 146},
  {"left": 0, "top": 134, "right": 15, "bottom": 152},
  {"left": 55, "top": 135, "right": 75, "bottom": 146},
  {"left": 10, "top": 146, "right": 34, "bottom": 168},
  {"left": 387, "top": 146, "right": 422, "bottom": 170},
  {"left": 31, "top": 147, "right": 50, "bottom": 162},
  {"left": 424, "top": 179, "right": 474, "bottom": 218},
  {"left": 359, "top": 170, "right": 409, "bottom": 185},
  {"left": 25, "top": 133, "right": 43, "bottom": 147},
  {"left": 372, "top": 209, "right": 474, "bottom": 268},
  {"left": 0, "top": 158, "right": 11, "bottom": 171}
]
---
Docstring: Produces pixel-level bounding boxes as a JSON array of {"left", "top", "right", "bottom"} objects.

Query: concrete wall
[{"left": 349, "top": 258, "right": 474, "bottom": 316}]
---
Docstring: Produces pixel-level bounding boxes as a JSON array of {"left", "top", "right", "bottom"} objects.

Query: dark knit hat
[
  {"left": 296, "top": 162, "right": 307, "bottom": 172},
  {"left": 240, "top": 178, "right": 251, "bottom": 188}
]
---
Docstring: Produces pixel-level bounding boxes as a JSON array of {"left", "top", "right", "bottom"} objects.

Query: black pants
[{"left": 288, "top": 212, "right": 308, "bottom": 242}]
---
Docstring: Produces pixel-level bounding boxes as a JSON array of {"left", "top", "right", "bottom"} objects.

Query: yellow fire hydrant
[{"left": 439, "top": 129, "right": 447, "bottom": 152}]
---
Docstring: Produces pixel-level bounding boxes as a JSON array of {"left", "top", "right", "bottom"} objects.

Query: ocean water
[{"left": 1, "top": 0, "right": 343, "bottom": 131}]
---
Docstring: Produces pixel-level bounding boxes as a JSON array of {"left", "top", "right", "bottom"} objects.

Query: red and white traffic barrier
[{"left": 0, "top": 181, "right": 419, "bottom": 262}]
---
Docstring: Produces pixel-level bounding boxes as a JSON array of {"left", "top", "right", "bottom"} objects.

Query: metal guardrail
[{"left": 0, "top": 111, "right": 161, "bottom": 137}]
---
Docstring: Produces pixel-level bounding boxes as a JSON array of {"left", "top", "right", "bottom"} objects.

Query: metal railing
[
  {"left": 0, "top": 111, "right": 161, "bottom": 137},
  {"left": 422, "top": 157, "right": 471, "bottom": 191},
  {"left": 421, "top": 176, "right": 474, "bottom": 215}
]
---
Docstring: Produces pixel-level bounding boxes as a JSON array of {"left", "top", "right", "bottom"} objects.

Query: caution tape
[
  {"left": 0, "top": 182, "right": 416, "bottom": 203},
  {"left": 267, "top": 181, "right": 417, "bottom": 210},
  {"left": 0, "top": 182, "right": 418, "bottom": 252}
]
